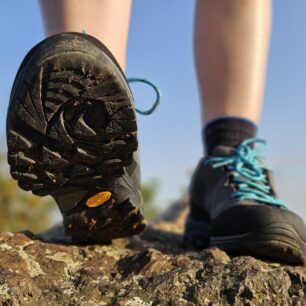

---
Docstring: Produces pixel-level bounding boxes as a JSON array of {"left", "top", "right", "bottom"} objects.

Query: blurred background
[{"left": 0, "top": 0, "right": 306, "bottom": 233}]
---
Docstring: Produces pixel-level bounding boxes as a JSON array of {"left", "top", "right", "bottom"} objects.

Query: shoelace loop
[
  {"left": 128, "top": 78, "right": 161, "bottom": 115},
  {"left": 79, "top": 32, "right": 160, "bottom": 115},
  {"left": 204, "top": 138, "right": 287, "bottom": 209}
]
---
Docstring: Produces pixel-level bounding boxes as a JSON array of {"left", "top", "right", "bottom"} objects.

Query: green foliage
[
  {"left": 0, "top": 154, "right": 57, "bottom": 233},
  {"left": 141, "top": 179, "right": 161, "bottom": 220}
]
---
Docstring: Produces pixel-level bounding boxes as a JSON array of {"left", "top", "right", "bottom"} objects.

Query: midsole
[{"left": 186, "top": 218, "right": 305, "bottom": 249}]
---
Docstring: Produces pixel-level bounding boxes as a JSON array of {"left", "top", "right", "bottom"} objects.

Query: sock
[{"left": 203, "top": 116, "right": 258, "bottom": 155}]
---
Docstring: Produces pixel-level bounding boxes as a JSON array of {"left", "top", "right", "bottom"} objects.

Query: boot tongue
[{"left": 211, "top": 145, "right": 236, "bottom": 157}]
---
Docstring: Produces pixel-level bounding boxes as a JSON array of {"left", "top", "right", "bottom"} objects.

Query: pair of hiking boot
[{"left": 6, "top": 33, "right": 306, "bottom": 265}]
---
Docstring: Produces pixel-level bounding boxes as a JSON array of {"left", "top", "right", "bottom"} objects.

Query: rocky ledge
[{"left": 0, "top": 199, "right": 305, "bottom": 306}]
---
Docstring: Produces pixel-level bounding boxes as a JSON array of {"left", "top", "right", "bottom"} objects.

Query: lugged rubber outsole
[
  {"left": 184, "top": 220, "right": 306, "bottom": 265},
  {"left": 7, "top": 33, "right": 145, "bottom": 242},
  {"left": 63, "top": 198, "right": 145, "bottom": 243}
]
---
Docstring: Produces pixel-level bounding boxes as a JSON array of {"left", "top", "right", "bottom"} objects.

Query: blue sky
[{"left": 0, "top": 1, "right": 306, "bottom": 220}]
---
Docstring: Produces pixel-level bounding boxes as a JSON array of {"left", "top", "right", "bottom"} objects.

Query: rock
[{"left": 0, "top": 199, "right": 305, "bottom": 305}]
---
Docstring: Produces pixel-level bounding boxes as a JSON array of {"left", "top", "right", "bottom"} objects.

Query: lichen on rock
[{"left": 0, "top": 200, "right": 305, "bottom": 305}]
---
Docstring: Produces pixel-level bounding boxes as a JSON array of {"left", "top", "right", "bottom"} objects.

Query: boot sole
[
  {"left": 6, "top": 33, "right": 145, "bottom": 242},
  {"left": 185, "top": 219, "right": 306, "bottom": 265}
]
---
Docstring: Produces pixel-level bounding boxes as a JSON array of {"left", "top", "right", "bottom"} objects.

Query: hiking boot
[
  {"left": 6, "top": 32, "right": 146, "bottom": 243},
  {"left": 184, "top": 138, "right": 306, "bottom": 265}
]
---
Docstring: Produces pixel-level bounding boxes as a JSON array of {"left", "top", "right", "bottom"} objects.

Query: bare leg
[
  {"left": 195, "top": 0, "right": 272, "bottom": 124},
  {"left": 39, "top": 0, "right": 132, "bottom": 70}
]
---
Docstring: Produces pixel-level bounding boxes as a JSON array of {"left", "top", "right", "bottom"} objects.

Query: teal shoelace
[
  {"left": 204, "top": 138, "right": 287, "bottom": 208},
  {"left": 128, "top": 77, "right": 161, "bottom": 115}
]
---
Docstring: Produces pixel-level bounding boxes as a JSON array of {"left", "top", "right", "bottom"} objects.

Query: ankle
[{"left": 203, "top": 116, "right": 258, "bottom": 155}]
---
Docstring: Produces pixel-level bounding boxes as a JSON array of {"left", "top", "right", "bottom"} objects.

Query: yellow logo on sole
[{"left": 86, "top": 191, "right": 112, "bottom": 207}]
